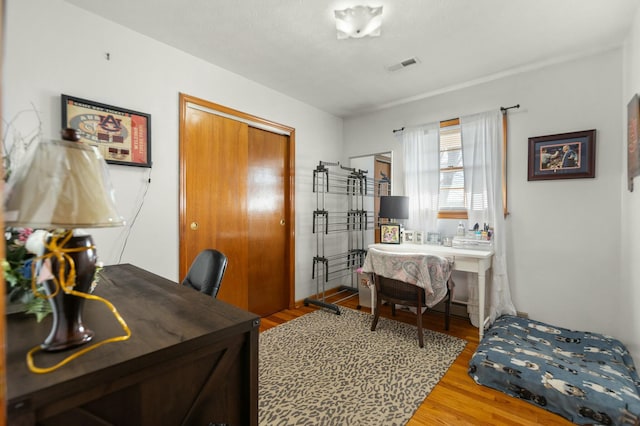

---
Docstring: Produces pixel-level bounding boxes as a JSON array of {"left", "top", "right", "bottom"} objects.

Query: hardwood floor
[{"left": 260, "top": 293, "right": 573, "bottom": 426}]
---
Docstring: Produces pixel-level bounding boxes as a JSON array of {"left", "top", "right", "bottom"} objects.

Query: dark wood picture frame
[
  {"left": 61, "top": 94, "right": 152, "bottom": 168},
  {"left": 380, "top": 224, "right": 401, "bottom": 244},
  {"left": 527, "top": 129, "right": 596, "bottom": 181}
]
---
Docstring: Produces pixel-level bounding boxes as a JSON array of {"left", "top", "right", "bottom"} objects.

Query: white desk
[{"left": 368, "top": 243, "right": 494, "bottom": 339}]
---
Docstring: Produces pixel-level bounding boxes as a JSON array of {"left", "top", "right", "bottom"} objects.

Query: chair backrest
[
  {"left": 375, "top": 274, "right": 425, "bottom": 307},
  {"left": 181, "top": 249, "right": 228, "bottom": 298}
]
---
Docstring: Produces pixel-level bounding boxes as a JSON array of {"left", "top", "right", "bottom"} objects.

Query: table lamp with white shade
[{"left": 4, "top": 128, "right": 126, "bottom": 352}]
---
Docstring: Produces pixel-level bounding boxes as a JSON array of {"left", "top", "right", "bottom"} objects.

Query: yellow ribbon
[{"left": 25, "top": 230, "right": 131, "bottom": 374}]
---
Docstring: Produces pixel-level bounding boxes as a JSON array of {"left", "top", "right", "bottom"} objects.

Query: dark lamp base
[
  {"left": 41, "top": 233, "right": 97, "bottom": 352},
  {"left": 41, "top": 328, "right": 94, "bottom": 352}
]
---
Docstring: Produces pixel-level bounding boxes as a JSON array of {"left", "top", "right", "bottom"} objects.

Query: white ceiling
[{"left": 65, "top": 0, "right": 639, "bottom": 117}]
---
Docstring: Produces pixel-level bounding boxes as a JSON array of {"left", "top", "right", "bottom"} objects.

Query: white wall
[
  {"left": 344, "top": 50, "right": 627, "bottom": 349},
  {"left": 4, "top": 0, "right": 343, "bottom": 301},
  {"left": 621, "top": 4, "right": 640, "bottom": 362}
]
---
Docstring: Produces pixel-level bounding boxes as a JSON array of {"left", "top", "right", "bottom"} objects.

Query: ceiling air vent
[{"left": 387, "top": 57, "right": 420, "bottom": 72}]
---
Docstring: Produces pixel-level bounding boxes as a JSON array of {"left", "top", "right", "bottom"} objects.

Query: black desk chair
[
  {"left": 370, "top": 274, "right": 453, "bottom": 348},
  {"left": 182, "top": 249, "right": 228, "bottom": 298}
]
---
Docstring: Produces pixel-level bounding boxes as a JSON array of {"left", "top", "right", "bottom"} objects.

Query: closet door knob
[
  {"left": 280, "top": 219, "right": 286, "bottom": 226},
  {"left": 190, "top": 222, "right": 199, "bottom": 230}
]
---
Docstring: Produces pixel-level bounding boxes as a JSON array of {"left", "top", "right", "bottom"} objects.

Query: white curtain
[
  {"left": 460, "top": 110, "right": 516, "bottom": 327},
  {"left": 402, "top": 123, "right": 440, "bottom": 232}
]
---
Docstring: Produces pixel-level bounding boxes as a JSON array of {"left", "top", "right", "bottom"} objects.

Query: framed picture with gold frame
[{"left": 380, "top": 224, "right": 401, "bottom": 244}]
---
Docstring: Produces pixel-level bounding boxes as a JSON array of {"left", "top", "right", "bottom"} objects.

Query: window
[
  {"left": 402, "top": 112, "right": 508, "bottom": 226},
  {"left": 438, "top": 119, "right": 467, "bottom": 219}
]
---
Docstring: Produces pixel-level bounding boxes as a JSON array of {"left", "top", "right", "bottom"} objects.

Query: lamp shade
[
  {"left": 4, "top": 139, "right": 125, "bottom": 228},
  {"left": 379, "top": 195, "right": 409, "bottom": 220}
]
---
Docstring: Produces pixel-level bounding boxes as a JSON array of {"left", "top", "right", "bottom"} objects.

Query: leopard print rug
[{"left": 259, "top": 307, "right": 467, "bottom": 425}]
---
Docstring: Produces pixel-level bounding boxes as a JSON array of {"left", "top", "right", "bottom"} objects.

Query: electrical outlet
[{"left": 516, "top": 311, "right": 529, "bottom": 319}]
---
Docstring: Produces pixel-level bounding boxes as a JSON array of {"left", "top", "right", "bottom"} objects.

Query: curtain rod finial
[{"left": 500, "top": 104, "right": 520, "bottom": 113}]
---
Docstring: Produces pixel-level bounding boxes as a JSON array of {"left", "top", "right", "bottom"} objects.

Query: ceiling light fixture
[{"left": 334, "top": 5, "right": 383, "bottom": 40}]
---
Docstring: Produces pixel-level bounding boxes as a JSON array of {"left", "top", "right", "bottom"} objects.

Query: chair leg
[
  {"left": 416, "top": 288, "right": 425, "bottom": 348},
  {"left": 445, "top": 279, "right": 453, "bottom": 331},
  {"left": 391, "top": 303, "right": 396, "bottom": 316},
  {"left": 417, "top": 308, "right": 424, "bottom": 348},
  {"left": 371, "top": 291, "right": 381, "bottom": 331}
]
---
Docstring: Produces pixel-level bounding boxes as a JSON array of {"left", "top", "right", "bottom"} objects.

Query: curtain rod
[
  {"left": 392, "top": 104, "right": 521, "bottom": 134},
  {"left": 500, "top": 104, "right": 520, "bottom": 113}
]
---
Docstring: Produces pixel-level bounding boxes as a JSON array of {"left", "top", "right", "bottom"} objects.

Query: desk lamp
[{"left": 4, "top": 129, "right": 125, "bottom": 352}]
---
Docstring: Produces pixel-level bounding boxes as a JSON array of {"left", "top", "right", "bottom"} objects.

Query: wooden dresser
[{"left": 6, "top": 264, "right": 260, "bottom": 426}]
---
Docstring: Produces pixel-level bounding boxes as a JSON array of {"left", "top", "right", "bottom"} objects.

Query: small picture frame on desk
[
  {"left": 402, "top": 230, "right": 416, "bottom": 244},
  {"left": 415, "top": 231, "right": 424, "bottom": 244},
  {"left": 380, "top": 224, "right": 401, "bottom": 244},
  {"left": 403, "top": 230, "right": 415, "bottom": 244},
  {"left": 427, "top": 232, "right": 442, "bottom": 245}
]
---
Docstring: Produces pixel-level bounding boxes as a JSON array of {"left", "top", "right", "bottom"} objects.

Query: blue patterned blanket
[{"left": 469, "top": 315, "right": 640, "bottom": 425}]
